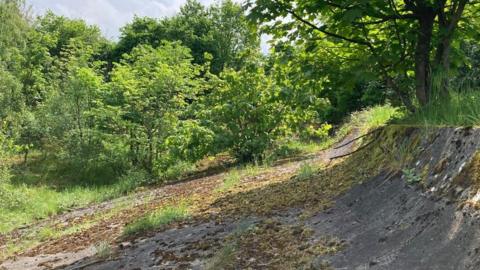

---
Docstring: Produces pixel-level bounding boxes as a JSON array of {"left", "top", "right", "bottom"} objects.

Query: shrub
[
  {"left": 112, "top": 169, "right": 150, "bottom": 196},
  {"left": 205, "top": 63, "right": 285, "bottom": 162},
  {"left": 94, "top": 241, "right": 112, "bottom": 259}
]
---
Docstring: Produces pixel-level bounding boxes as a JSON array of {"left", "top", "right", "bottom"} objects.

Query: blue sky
[{"left": 26, "top": 0, "right": 270, "bottom": 53}]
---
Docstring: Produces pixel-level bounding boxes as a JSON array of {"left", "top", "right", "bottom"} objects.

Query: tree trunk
[
  {"left": 434, "top": 0, "right": 468, "bottom": 96},
  {"left": 433, "top": 34, "right": 452, "bottom": 97},
  {"left": 384, "top": 73, "right": 416, "bottom": 112},
  {"left": 414, "top": 12, "right": 435, "bottom": 106}
]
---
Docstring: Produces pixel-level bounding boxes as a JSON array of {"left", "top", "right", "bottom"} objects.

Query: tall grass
[
  {"left": 401, "top": 90, "right": 480, "bottom": 126},
  {"left": 267, "top": 105, "right": 402, "bottom": 160},
  {"left": 349, "top": 104, "right": 404, "bottom": 131},
  {"left": 215, "top": 171, "right": 241, "bottom": 193},
  {"left": 0, "top": 169, "right": 151, "bottom": 233}
]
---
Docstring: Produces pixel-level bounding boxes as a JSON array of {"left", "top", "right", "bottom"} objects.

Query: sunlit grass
[
  {"left": 215, "top": 171, "right": 241, "bottom": 193},
  {"left": 296, "top": 162, "right": 318, "bottom": 181},
  {"left": 122, "top": 203, "right": 190, "bottom": 237},
  {"left": 0, "top": 175, "right": 150, "bottom": 234},
  {"left": 349, "top": 104, "right": 404, "bottom": 131}
]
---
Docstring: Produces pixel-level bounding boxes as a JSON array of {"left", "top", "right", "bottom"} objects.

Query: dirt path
[{"left": 0, "top": 131, "right": 361, "bottom": 270}]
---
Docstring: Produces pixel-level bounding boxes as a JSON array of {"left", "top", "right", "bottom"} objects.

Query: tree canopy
[{"left": 248, "top": 0, "right": 480, "bottom": 110}]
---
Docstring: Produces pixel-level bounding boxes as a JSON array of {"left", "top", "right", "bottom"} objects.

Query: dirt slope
[
  {"left": 0, "top": 131, "right": 360, "bottom": 270},
  {"left": 4, "top": 127, "right": 480, "bottom": 270}
]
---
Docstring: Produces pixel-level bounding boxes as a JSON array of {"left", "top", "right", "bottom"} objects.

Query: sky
[{"left": 26, "top": 0, "right": 270, "bottom": 53}]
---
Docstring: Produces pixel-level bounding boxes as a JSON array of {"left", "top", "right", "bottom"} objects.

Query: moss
[
  {"left": 207, "top": 220, "right": 345, "bottom": 269},
  {"left": 362, "top": 126, "right": 422, "bottom": 174},
  {"left": 469, "top": 152, "right": 480, "bottom": 188},
  {"left": 421, "top": 164, "right": 430, "bottom": 182},
  {"left": 453, "top": 152, "right": 480, "bottom": 189}
]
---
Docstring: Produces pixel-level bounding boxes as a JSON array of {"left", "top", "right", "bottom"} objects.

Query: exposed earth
[{"left": 2, "top": 127, "right": 480, "bottom": 270}]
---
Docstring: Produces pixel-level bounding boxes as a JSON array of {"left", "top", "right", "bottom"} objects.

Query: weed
[
  {"left": 215, "top": 171, "right": 241, "bottom": 193},
  {"left": 385, "top": 140, "right": 417, "bottom": 173},
  {"left": 94, "top": 241, "right": 112, "bottom": 259},
  {"left": 205, "top": 244, "right": 237, "bottom": 270},
  {"left": 159, "top": 161, "right": 196, "bottom": 182},
  {"left": 205, "top": 221, "right": 253, "bottom": 270},
  {"left": 349, "top": 104, "right": 403, "bottom": 132},
  {"left": 296, "top": 162, "right": 316, "bottom": 181},
  {"left": 38, "top": 227, "right": 57, "bottom": 241},
  {"left": 402, "top": 168, "right": 421, "bottom": 184},
  {"left": 400, "top": 90, "right": 480, "bottom": 126}
]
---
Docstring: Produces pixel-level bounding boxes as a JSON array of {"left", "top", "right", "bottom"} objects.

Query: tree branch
[{"left": 285, "top": 8, "right": 373, "bottom": 48}]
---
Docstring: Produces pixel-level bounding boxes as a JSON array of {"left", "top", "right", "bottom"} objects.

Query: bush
[
  {"left": 300, "top": 123, "right": 332, "bottom": 141},
  {"left": 206, "top": 63, "right": 285, "bottom": 162}
]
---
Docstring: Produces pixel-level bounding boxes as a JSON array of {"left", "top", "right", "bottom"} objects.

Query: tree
[
  {"left": 270, "top": 42, "right": 387, "bottom": 124},
  {"left": 247, "top": 0, "right": 479, "bottom": 109},
  {"left": 113, "top": 0, "right": 259, "bottom": 73},
  {"left": 204, "top": 56, "right": 286, "bottom": 162},
  {"left": 108, "top": 43, "right": 200, "bottom": 173},
  {"left": 35, "top": 11, "right": 107, "bottom": 59},
  {"left": 209, "top": 0, "right": 260, "bottom": 72}
]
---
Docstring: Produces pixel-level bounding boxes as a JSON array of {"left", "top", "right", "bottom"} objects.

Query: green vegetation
[
  {"left": 94, "top": 241, "right": 112, "bottom": 259},
  {"left": 205, "top": 244, "right": 237, "bottom": 270},
  {"left": 349, "top": 105, "right": 404, "bottom": 131},
  {"left": 402, "top": 168, "right": 422, "bottom": 185},
  {"left": 0, "top": 169, "right": 150, "bottom": 233},
  {"left": 122, "top": 203, "right": 190, "bottom": 237},
  {"left": 216, "top": 171, "right": 241, "bottom": 193},
  {"left": 296, "top": 163, "right": 317, "bottom": 181},
  {"left": 2, "top": 0, "right": 480, "bottom": 242},
  {"left": 401, "top": 91, "right": 480, "bottom": 126}
]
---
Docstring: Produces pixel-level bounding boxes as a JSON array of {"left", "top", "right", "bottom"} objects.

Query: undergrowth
[
  {"left": 401, "top": 91, "right": 480, "bottom": 126},
  {"left": 0, "top": 105, "right": 398, "bottom": 235}
]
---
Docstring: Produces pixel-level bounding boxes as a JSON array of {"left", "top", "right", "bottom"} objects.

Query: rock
[{"left": 119, "top": 242, "right": 132, "bottom": 249}]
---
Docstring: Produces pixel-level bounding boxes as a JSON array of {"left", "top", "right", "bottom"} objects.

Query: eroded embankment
[
  {"left": 63, "top": 127, "right": 480, "bottom": 270},
  {"left": 312, "top": 127, "right": 480, "bottom": 270},
  {"left": 4, "top": 127, "right": 480, "bottom": 270}
]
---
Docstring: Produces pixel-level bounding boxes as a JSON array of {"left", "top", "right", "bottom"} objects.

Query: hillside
[
  {"left": 3, "top": 0, "right": 480, "bottom": 269},
  {"left": 1, "top": 126, "right": 480, "bottom": 269}
]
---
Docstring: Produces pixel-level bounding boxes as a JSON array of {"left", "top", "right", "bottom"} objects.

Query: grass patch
[
  {"left": 400, "top": 91, "right": 480, "bottom": 126},
  {"left": 267, "top": 105, "right": 402, "bottom": 162},
  {"left": 349, "top": 104, "right": 403, "bottom": 132},
  {"left": 0, "top": 183, "right": 140, "bottom": 234},
  {"left": 215, "top": 171, "right": 241, "bottom": 193},
  {"left": 205, "top": 244, "right": 237, "bottom": 270},
  {"left": 0, "top": 197, "right": 140, "bottom": 261},
  {"left": 296, "top": 162, "right": 318, "bottom": 181},
  {"left": 0, "top": 166, "right": 153, "bottom": 234},
  {"left": 122, "top": 203, "right": 190, "bottom": 237}
]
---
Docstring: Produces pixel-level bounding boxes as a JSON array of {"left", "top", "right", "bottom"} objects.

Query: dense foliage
[
  {"left": 248, "top": 0, "right": 480, "bottom": 110},
  {"left": 0, "top": 0, "right": 334, "bottom": 190},
  {"left": 1, "top": 0, "right": 480, "bottom": 193}
]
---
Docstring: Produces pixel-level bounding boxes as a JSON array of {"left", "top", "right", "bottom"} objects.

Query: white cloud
[
  {"left": 27, "top": 0, "right": 216, "bottom": 39},
  {"left": 26, "top": 0, "right": 270, "bottom": 52}
]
